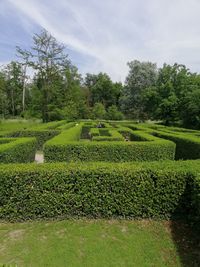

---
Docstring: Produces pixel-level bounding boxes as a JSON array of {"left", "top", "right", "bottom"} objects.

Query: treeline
[{"left": 0, "top": 29, "right": 200, "bottom": 129}]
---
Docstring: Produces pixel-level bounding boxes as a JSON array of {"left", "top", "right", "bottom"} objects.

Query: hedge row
[
  {"left": 44, "top": 123, "right": 175, "bottom": 162},
  {"left": 46, "top": 123, "right": 82, "bottom": 144},
  {"left": 0, "top": 160, "right": 199, "bottom": 222},
  {"left": 91, "top": 128, "right": 124, "bottom": 142},
  {"left": 6, "top": 130, "right": 60, "bottom": 149},
  {"left": 0, "top": 137, "right": 37, "bottom": 163},
  {"left": 44, "top": 140, "right": 175, "bottom": 162},
  {"left": 121, "top": 123, "right": 200, "bottom": 160},
  {"left": 152, "top": 130, "right": 200, "bottom": 160}
]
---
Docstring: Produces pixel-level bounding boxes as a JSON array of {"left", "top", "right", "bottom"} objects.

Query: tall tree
[
  {"left": 18, "top": 29, "right": 70, "bottom": 122},
  {"left": 120, "top": 60, "right": 158, "bottom": 119},
  {"left": 4, "top": 61, "right": 24, "bottom": 116},
  {"left": 16, "top": 47, "right": 31, "bottom": 112},
  {"left": 0, "top": 71, "right": 8, "bottom": 118},
  {"left": 142, "top": 63, "right": 194, "bottom": 125},
  {"left": 85, "top": 72, "right": 121, "bottom": 108}
]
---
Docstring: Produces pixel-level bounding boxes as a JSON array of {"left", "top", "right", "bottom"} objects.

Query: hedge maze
[{"left": 0, "top": 120, "right": 200, "bottom": 227}]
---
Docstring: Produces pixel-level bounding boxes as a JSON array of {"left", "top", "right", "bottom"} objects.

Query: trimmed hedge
[
  {"left": 0, "top": 137, "right": 37, "bottom": 163},
  {"left": 44, "top": 123, "right": 175, "bottom": 162},
  {"left": 0, "top": 160, "right": 199, "bottom": 221},
  {"left": 6, "top": 130, "right": 60, "bottom": 149},
  {"left": 152, "top": 130, "right": 200, "bottom": 160},
  {"left": 44, "top": 140, "right": 175, "bottom": 162},
  {"left": 92, "top": 129, "right": 124, "bottom": 142},
  {"left": 46, "top": 124, "right": 82, "bottom": 144},
  {"left": 190, "top": 175, "right": 200, "bottom": 224},
  {"left": 121, "top": 123, "right": 200, "bottom": 160}
]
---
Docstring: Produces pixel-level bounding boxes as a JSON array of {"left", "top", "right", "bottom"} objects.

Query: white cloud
[{"left": 4, "top": 0, "right": 200, "bottom": 81}]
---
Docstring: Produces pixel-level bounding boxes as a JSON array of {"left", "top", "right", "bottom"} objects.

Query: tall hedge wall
[
  {"left": 0, "top": 160, "right": 199, "bottom": 222},
  {"left": 152, "top": 131, "right": 200, "bottom": 160},
  {"left": 0, "top": 137, "right": 37, "bottom": 163}
]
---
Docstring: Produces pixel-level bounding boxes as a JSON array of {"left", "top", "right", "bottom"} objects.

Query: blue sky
[{"left": 1, "top": 0, "right": 200, "bottom": 81}]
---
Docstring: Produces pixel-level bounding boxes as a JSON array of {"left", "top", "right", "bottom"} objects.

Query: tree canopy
[{"left": 0, "top": 29, "right": 200, "bottom": 129}]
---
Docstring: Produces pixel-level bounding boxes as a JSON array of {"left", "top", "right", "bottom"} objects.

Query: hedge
[
  {"left": 0, "top": 160, "right": 199, "bottom": 221},
  {"left": 121, "top": 123, "right": 200, "bottom": 160},
  {"left": 44, "top": 124, "right": 175, "bottom": 162},
  {"left": 44, "top": 139, "right": 175, "bottom": 162},
  {"left": 190, "top": 175, "right": 200, "bottom": 224},
  {"left": 6, "top": 130, "right": 60, "bottom": 149},
  {"left": 46, "top": 124, "right": 82, "bottom": 144},
  {"left": 0, "top": 137, "right": 37, "bottom": 163},
  {"left": 92, "top": 128, "right": 124, "bottom": 142},
  {"left": 152, "top": 130, "right": 200, "bottom": 160}
]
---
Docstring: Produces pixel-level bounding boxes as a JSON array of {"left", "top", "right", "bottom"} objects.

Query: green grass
[
  {"left": 0, "top": 120, "right": 41, "bottom": 132},
  {"left": 1, "top": 219, "right": 199, "bottom": 267}
]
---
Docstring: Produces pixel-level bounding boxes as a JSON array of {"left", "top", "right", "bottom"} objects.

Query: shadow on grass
[
  {"left": 170, "top": 221, "right": 200, "bottom": 267},
  {"left": 170, "top": 187, "right": 200, "bottom": 267}
]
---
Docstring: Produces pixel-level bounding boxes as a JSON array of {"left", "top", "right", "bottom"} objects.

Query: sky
[{"left": 1, "top": 0, "right": 200, "bottom": 82}]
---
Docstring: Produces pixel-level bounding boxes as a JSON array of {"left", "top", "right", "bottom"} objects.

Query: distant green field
[
  {"left": 0, "top": 119, "right": 41, "bottom": 132},
  {"left": 1, "top": 219, "right": 199, "bottom": 267}
]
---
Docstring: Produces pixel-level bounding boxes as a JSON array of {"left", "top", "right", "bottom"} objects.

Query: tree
[
  {"left": 92, "top": 102, "right": 106, "bottom": 119},
  {"left": 85, "top": 73, "right": 121, "bottom": 108},
  {"left": 4, "top": 61, "right": 24, "bottom": 116},
  {"left": 143, "top": 63, "right": 192, "bottom": 125},
  {"left": 120, "top": 60, "right": 158, "bottom": 119},
  {"left": 16, "top": 46, "right": 31, "bottom": 112},
  {"left": 181, "top": 88, "right": 200, "bottom": 129},
  {"left": 0, "top": 71, "right": 8, "bottom": 118},
  {"left": 106, "top": 105, "right": 124, "bottom": 120},
  {"left": 18, "top": 29, "right": 70, "bottom": 122}
]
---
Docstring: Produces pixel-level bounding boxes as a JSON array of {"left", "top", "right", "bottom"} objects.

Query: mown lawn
[
  {"left": 0, "top": 120, "right": 40, "bottom": 132},
  {"left": 1, "top": 219, "right": 199, "bottom": 267}
]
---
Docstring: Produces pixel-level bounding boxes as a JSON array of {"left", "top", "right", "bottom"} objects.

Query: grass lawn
[
  {"left": 0, "top": 120, "right": 40, "bottom": 132},
  {"left": 0, "top": 219, "right": 199, "bottom": 267}
]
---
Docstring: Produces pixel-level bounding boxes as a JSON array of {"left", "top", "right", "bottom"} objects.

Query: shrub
[
  {"left": 0, "top": 137, "right": 37, "bottom": 163},
  {"left": 44, "top": 123, "right": 175, "bottom": 162},
  {"left": 0, "top": 160, "right": 199, "bottom": 221},
  {"left": 7, "top": 130, "right": 60, "bottom": 149},
  {"left": 152, "top": 131, "right": 200, "bottom": 160},
  {"left": 120, "top": 123, "right": 200, "bottom": 160},
  {"left": 92, "top": 129, "right": 124, "bottom": 141},
  {"left": 44, "top": 140, "right": 175, "bottom": 162}
]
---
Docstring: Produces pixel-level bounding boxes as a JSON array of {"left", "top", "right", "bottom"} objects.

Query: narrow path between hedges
[{"left": 35, "top": 151, "right": 44, "bottom": 163}]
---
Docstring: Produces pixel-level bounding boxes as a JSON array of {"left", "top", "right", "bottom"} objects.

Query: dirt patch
[
  {"left": 121, "top": 225, "right": 128, "bottom": 233},
  {"left": 56, "top": 229, "right": 66, "bottom": 238},
  {"left": 35, "top": 151, "right": 44, "bottom": 163},
  {"left": 8, "top": 229, "right": 25, "bottom": 241}
]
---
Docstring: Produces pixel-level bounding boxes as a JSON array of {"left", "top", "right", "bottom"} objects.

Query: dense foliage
[
  {"left": 1, "top": 30, "right": 199, "bottom": 129},
  {"left": 0, "top": 137, "right": 37, "bottom": 163},
  {"left": 0, "top": 160, "right": 199, "bottom": 222},
  {"left": 44, "top": 122, "right": 175, "bottom": 162}
]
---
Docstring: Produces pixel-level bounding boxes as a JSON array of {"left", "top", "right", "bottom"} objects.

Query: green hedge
[
  {"left": 7, "top": 130, "right": 60, "bottom": 149},
  {"left": 0, "top": 160, "right": 200, "bottom": 221},
  {"left": 92, "top": 129, "right": 124, "bottom": 142},
  {"left": 122, "top": 123, "right": 200, "bottom": 160},
  {"left": 0, "top": 137, "right": 37, "bottom": 163},
  {"left": 46, "top": 124, "right": 82, "bottom": 145},
  {"left": 44, "top": 140, "right": 175, "bottom": 162},
  {"left": 152, "top": 131, "right": 200, "bottom": 160},
  {"left": 44, "top": 124, "right": 175, "bottom": 162}
]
